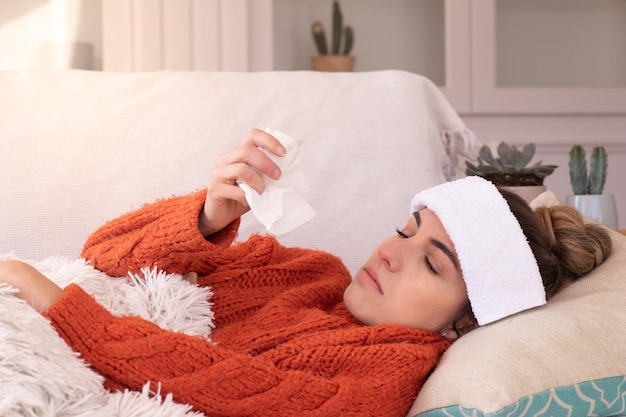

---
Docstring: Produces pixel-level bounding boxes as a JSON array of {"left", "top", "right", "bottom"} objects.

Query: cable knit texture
[{"left": 46, "top": 191, "right": 452, "bottom": 417}]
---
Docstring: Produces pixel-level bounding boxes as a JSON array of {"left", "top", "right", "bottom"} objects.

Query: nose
[{"left": 377, "top": 237, "right": 405, "bottom": 272}]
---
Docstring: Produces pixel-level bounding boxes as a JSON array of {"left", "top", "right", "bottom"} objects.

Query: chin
[
  {"left": 342, "top": 282, "right": 355, "bottom": 309},
  {"left": 342, "top": 284, "right": 360, "bottom": 318},
  {"left": 343, "top": 284, "right": 375, "bottom": 326}
]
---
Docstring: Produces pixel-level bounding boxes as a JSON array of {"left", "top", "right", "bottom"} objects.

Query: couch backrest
[{"left": 0, "top": 70, "right": 478, "bottom": 274}]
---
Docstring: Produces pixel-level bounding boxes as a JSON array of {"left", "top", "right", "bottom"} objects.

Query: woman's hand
[
  {"left": 199, "top": 129, "right": 286, "bottom": 236},
  {"left": 0, "top": 260, "right": 63, "bottom": 313}
]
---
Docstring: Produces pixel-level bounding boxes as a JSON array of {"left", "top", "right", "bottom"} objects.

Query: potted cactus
[
  {"left": 565, "top": 145, "right": 618, "bottom": 229},
  {"left": 465, "top": 142, "right": 557, "bottom": 203},
  {"left": 311, "top": 1, "right": 355, "bottom": 72}
]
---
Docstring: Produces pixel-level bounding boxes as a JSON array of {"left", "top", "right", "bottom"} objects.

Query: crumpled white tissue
[{"left": 238, "top": 128, "right": 316, "bottom": 235}]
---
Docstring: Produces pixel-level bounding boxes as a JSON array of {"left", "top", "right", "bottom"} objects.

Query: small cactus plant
[
  {"left": 569, "top": 145, "right": 608, "bottom": 195},
  {"left": 465, "top": 142, "right": 557, "bottom": 186},
  {"left": 311, "top": 1, "right": 354, "bottom": 56}
]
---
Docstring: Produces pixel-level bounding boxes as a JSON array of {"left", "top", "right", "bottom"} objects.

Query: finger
[
  {"left": 210, "top": 162, "right": 266, "bottom": 194},
  {"left": 215, "top": 144, "right": 281, "bottom": 182},
  {"left": 235, "top": 129, "right": 285, "bottom": 180},
  {"left": 206, "top": 182, "right": 249, "bottom": 208},
  {"left": 241, "top": 146, "right": 282, "bottom": 181},
  {"left": 244, "top": 128, "right": 286, "bottom": 157}
]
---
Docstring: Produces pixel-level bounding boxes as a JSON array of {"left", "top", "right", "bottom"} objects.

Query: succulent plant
[
  {"left": 465, "top": 142, "right": 557, "bottom": 186},
  {"left": 569, "top": 144, "right": 608, "bottom": 195},
  {"left": 568, "top": 145, "right": 587, "bottom": 194},
  {"left": 311, "top": 1, "right": 354, "bottom": 56}
]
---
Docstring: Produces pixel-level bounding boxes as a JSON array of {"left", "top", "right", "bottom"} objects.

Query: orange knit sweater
[{"left": 46, "top": 191, "right": 451, "bottom": 417}]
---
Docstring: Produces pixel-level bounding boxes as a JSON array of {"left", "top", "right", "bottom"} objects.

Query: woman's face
[{"left": 344, "top": 208, "right": 468, "bottom": 333}]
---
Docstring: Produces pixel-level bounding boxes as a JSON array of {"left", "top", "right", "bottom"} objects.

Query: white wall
[
  {"left": 273, "top": 0, "right": 445, "bottom": 85},
  {"left": 496, "top": 0, "right": 626, "bottom": 88},
  {"left": 0, "top": 0, "right": 102, "bottom": 70}
]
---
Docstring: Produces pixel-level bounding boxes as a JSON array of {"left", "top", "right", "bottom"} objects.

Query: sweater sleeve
[
  {"left": 81, "top": 190, "right": 239, "bottom": 277},
  {"left": 47, "top": 284, "right": 447, "bottom": 417},
  {"left": 80, "top": 189, "right": 354, "bottom": 328}
]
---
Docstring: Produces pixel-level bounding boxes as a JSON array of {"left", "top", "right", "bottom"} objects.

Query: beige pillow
[{"left": 409, "top": 194, "right": 626, "bottom": 417}]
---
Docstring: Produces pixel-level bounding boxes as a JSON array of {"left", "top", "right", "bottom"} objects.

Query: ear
[{"left": 441, "top": 310, "right": 478, "bottom": 340}]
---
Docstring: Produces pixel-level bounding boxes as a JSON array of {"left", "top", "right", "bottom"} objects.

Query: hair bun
[{"left": 534, "top": 205, "right": 612, "bottom": 280}]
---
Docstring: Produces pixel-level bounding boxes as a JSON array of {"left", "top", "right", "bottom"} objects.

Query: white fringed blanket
[{"left": 0, "top": 255, "right": 215, "bottom": 417}]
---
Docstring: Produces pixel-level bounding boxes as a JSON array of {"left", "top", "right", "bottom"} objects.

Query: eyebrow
[
  {"left": 430, "top": 238, "right": 460, "bottom": 271},
  {"left": 414, "top": 211, "right": 460, "bottom": 271}
]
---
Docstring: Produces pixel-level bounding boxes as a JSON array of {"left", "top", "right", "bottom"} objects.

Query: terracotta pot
[
  {"left": 311, "top": 55, "right": 355, "bottom": 72},
  {"left": 565, "top": 194, "right": 619, "bottom": 230}
]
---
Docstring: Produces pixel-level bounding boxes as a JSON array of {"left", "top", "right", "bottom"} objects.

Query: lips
[{"left": 360, "top": 267, "right": 383, "bottom": 294}]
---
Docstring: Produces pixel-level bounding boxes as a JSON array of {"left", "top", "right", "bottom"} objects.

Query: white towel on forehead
[{"left": 410, "top": 176, "right": 546, "bottom": 325}]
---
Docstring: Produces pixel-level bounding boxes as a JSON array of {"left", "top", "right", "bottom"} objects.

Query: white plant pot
[{"left": 565, "top": 194, "right": 619, "bottom": 230}]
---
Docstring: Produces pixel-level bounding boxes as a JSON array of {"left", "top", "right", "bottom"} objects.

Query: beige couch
[{"left": 1, "top": 70, "right": 625, "bottom": 416}]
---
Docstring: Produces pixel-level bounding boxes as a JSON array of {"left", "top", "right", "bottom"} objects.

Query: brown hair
[{"left": 499, "top": 188, "right": 613, "bottom": 299}]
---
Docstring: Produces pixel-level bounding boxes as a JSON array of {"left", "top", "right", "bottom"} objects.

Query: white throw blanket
[{"left": 0, "top": 254, "right": 215, "bottom": 417}]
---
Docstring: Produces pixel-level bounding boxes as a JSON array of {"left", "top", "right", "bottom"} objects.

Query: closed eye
[
  {"left": 397, "top": 226, "right": 438, "bottom": 274},
  {"left": 396, "top": 227, "right": 409, "bottom": 239},
  {"left": 425, "top": 257, "right": 437, "bottom": 275}
]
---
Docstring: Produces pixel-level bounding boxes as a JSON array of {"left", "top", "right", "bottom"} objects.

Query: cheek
[
  {"left": 393, "top": 278, "right": 467, "bottom": 330},
  {"left": 428, "top": 283, "right": 469, "bottom": 328}
]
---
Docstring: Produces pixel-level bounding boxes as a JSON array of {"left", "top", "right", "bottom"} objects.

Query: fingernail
[
  {"left": 276, "top": 145, "right": 286, "bottom": 156},
  {"left": 273, "top": 168, "right": 282, "bottom": 179}
]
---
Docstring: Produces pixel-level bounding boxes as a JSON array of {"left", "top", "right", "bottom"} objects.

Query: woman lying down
[{"left": 0, "top": 130, "right": 612, "bottom": 417}]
